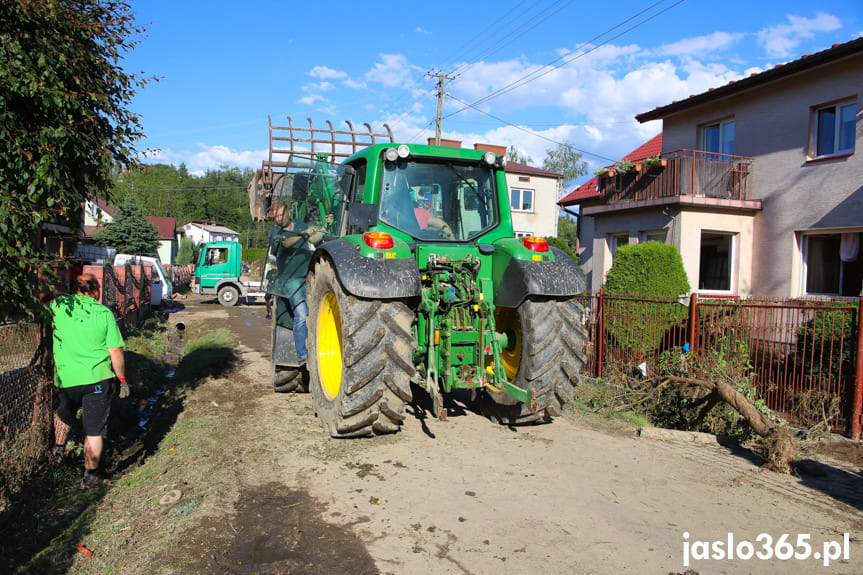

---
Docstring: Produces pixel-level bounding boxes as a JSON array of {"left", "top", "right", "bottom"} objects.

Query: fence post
[
  {"left": 596, "top": 288, "right": 605, "bottom": 378},
  {"left": 851, "top": 298, "right": 863, "bottom": 440},
  {"left": 688, "top": 293, "right": 699, "bottom": 355}
]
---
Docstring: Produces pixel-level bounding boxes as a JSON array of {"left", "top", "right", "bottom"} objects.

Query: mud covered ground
[{"left": 55, "top": 295, "right": 863, "bottom": 574}]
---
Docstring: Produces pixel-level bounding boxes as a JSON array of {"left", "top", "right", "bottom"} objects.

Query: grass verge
[{"left": 0, "top": 314, "right": 237, "bottom": 574}]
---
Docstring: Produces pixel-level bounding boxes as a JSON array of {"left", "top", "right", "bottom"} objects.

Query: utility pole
[{"left": 428, "top": 70, "right": 454, "bottom": 145}]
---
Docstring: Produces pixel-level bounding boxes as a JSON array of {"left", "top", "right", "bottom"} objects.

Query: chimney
[
  {"left": 427, "top": 138, "right": 463, "bottom": 148},
  {"left": 474, "top": 143, "right": 507, "bottom": 157}
]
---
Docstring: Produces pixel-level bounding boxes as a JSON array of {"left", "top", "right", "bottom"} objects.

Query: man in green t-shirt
[{"left": 50, "top": 273, "right": 127, "bottom": 488}]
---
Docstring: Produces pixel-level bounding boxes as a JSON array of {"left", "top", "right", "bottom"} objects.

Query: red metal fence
[{"left": 578, "top": 290, "right": 863, "bottom": 437}]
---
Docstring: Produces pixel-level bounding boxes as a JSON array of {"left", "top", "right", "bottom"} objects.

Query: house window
[
  {"left": 814, "top": 100, "right": 856, "bottom": 157},
  {"left": 701, "top": 120, "right": 735, "bottom": 155},
  {"left": 514, "top": 230, "right": 533, "bottom": 238},
  {"left": 510, "top": 188, "right": 534, "bottom": 212},
  {"left": 609, "top": 233, "right": 629, "bottom": 257},
  {"left": 699, "top": 232, "right": 734, "bottom": 292},
  {"left": 641, "top": 230, "right": 666, "bottom": 243},
  {"left": 804, "top": 232, "right": 863, "bottom": 296}
]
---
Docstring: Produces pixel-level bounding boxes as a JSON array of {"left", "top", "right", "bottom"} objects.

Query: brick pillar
[
  {"left": 143, "top": 265, "right": 152, "bottom": 315},
  {"left": 82, "top": 265, "right": 107, "bottom": 303}
]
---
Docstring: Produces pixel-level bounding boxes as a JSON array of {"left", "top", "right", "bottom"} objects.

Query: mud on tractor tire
[
  {"left": 476, "top": 296, "right": 588, "bottom": 424},
  {"left": 307, "top": 259, "right": 415, "bottom": 437}
]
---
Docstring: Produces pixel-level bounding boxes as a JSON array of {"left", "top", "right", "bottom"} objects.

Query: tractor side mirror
[{"left": 347, "top": 203, "right": 378, "bottom": 232}]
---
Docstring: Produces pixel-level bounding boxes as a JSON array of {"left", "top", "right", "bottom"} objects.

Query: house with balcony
[{"left": 560, "top": 37, "right": 862, "bottom": 297}]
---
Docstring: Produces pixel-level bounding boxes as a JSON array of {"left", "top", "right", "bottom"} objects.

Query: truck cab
[{"left": 193, "top": 241, "right": 264, "bottom": 306}]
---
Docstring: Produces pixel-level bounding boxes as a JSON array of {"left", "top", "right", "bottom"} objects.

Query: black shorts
[{"left": 53, "top": 379, "right": 115, "bottom": 437}]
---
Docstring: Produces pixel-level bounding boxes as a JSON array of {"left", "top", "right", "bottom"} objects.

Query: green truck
[
  {"left": 249, "top": 118, "right": 587, "bottom": 437},
  {"left": 192, "top": 241, "right": 265, "bottom": 306}
]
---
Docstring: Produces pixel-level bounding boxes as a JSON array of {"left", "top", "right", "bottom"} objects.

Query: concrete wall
[
  {"left": 506, "top": 172, "right": 560, "bottom": 237},
  {"left": 582, "top": 207, "right": 676, "bottom": 291},
  {"left": 660, "top": 51, "right": 863, "bottom": 296},
  {"left": 679, "top": 210, "right": 756, "bottom": 294}
]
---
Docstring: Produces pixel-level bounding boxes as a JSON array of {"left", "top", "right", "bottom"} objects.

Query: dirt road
[{"left": 79, "top": 295, "right": 863, "bottom": 574}]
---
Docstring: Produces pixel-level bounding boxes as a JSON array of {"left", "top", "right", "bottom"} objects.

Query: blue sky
[{"left": 125, "top": 0, "right": 862, "bottom": 187}]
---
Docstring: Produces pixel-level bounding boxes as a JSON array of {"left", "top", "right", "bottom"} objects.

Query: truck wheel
[
  {"left": 307, "top": 258, "right": 415, "bottom": 437},
  {"left": 477, "top": 296, "right": 587, "bottom": 424},
  {"left": 218, "top": 285, "right": 239, "bottom": 306}
]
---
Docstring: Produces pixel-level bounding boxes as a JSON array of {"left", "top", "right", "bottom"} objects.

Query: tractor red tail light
[
  {"left": 521, "top": 237, "right": 549, "bottom": 253},
  {"left": 364, "top": 232, "right": 394, "bottom": 250}
]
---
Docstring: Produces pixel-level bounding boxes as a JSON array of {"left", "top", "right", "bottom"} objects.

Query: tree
[
  {"left": 506, "top": 145, "right": 533, "bottom": 165},
  {"left": 557, "top": 216, "right": 578, "bottom": 249},
  {"left": 96, "top": 196, "right": 160, "bottom": 255},
  {"left": 542, "top": 142, "right": 589, "bottom": 199},
  {"left": 0, "top": 0, "right": 148, "bottom": 320},
  {"left": 176, "top": 236, "right": 197, "bottom": 266}
]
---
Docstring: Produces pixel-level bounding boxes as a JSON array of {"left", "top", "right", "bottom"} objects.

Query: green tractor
[{"left": 251, "top": 118, "right": 587, "bottom": 437}]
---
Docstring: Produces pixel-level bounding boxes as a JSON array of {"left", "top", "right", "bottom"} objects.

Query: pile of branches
[{"left": 588, "top": 371, "right": 797, "bottom": 474}]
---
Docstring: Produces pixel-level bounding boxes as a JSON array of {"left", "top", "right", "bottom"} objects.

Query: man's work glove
[{"left": 118, "top": 377, "right": 130, "bottom": 398}]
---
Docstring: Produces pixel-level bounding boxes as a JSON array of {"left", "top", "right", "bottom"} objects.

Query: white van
[{"left": 113, "top": 254, "right": 173, "bottom": 307}]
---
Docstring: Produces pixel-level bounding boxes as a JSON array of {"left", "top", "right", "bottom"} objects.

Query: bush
[
  {"left": 795, "top": 305, "right": 856, "bottom": 391},
  {"left": 603, "top": 243, "right": 690, "bottom": 357},
  {"left": 605, "top": 242, "right": 690, "bottom": 296},
  {"left": 243, "top": 247, "right": 267, "bottom": 266},
  {"left": 545, "top": 236, "right": 577, "bottom": 262}
]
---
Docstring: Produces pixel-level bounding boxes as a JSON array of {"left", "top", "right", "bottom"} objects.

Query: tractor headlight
[
  {"left": 384, "top": 147, "right": 399, "bottom": 162},
  {"left": 482, "top": 151, "right": 496, "bottom": 165},
  {"left": 397, "top": 144, "right": 410, "bottom": 158}
]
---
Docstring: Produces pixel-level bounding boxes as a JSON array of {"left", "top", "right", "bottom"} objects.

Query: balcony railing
[{"left": 598, "top": 149, "right": 753, "bottom": 205}]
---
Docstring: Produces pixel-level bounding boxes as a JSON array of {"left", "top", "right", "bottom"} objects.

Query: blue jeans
[{"left": 289, "top": 286, "right": 308, "bottom": 362}]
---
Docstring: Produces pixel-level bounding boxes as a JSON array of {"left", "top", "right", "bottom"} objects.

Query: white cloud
[
  {"left": 304, "top": 81, "right": 335, "bottom": 92},
  {"left": 757, "top": 12, "right": 842, "bottom": 57},
  {"left": 657, "top": 32, "right": 744, "bottom": 57},
  {"left": 446, "top": 43, "right": 746, "bottom": 169},
  {"left": 298, "top": 94, "right": 326, "bottom": 106},
  {"left": 142, "top": 145, "right": 267, "bottom": 175},
  {"left": 188, "top": 145, "right": 267, "bottom": 174},
  {"left": 308, "top": 66, "right": 347, "bottom": 80},
  {"left": 364, "top": 54, "right": 417, "bottom": 88}
]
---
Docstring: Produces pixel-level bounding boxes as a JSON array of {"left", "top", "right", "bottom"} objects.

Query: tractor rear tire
[
  {"left": 477, "top": 296, "right": 588, "bottom": 424},
  {"left": 307, "top": 258, "right": 415, "bottom": 437},
  {"left": 218, "top": 285, "right": 239, "bottom": 307}
]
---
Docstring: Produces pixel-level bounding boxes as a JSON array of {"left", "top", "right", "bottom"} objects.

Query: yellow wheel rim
[
  {"left": 495, "top": 307, "right": 521, "bottom": 381},
  {"left": 317, "top": 291, "right": 343, "bottom": 399}
]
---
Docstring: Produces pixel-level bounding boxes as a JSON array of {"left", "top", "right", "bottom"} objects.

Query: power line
[
  {"left": 435, "top": 0, "right": 532, "bottom": 72},
  {"left": 451, "top": 0, "right": 578, "bottom": 78},
  {"left": 464, "top": 0, "right": 686, "bottom": 110},
  {"left": 447, "top": 94, "right": 617, "bottom": 163}
]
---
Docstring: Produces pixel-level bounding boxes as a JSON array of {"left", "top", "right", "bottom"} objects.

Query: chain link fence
[{"left": 1, "top": 262, "right": 157, "bottom": 507}]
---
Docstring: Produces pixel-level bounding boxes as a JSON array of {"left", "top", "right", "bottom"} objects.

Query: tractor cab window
[{"left": 378, "top": 159, "right": 498, "bottom": 241}]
